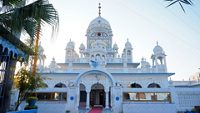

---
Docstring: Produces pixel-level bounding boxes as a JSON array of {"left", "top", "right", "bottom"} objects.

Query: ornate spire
[{"left": 98, "top": 3, "right": 101, "bottom": 16}]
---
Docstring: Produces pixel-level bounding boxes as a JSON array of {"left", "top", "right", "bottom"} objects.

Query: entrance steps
[
  {"left": 79, "top": 108, "right": 112, "bottom": 113},
  {"left": 89, "top": 107, "right": 102, "bottom": 113}
]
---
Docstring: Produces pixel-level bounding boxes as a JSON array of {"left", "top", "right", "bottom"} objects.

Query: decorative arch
[
  {"left": 148, "top": 83, "right": 161, "bottom": 88},
  {"left": 80, "top": 83, "right": 86, "bottom": 91},
  {"left": 75, "top": 69, "right": 115, "bottom": 86},
  {"left": 91, "top": 83, "right": 104, "bottom": 90},
  {"left": 127, "top": 50, "right": 131, "bottom": 55},
  {"left": 129, "top": 83, "right": 142, "bottom": 88},
  {"left": 54, "top": 82, "right": 67, "bottom": 88},
  {"left": 3, "top": 48, "right": 8, "bottom": 55}
]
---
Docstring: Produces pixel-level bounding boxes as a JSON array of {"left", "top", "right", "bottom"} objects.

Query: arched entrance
[
  {"left": 79, "top": 83, "right": 86, "bottom": 108},
  {"left": 75, "top": 70, "right": 115, "bottom": 109},
  {"left": 90, "top": 83, "right": 105, "bottom": 107}
]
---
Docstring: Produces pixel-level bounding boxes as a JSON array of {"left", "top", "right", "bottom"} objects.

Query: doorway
[{"left": 90, "top": 83, "right": 105, "bottom": 107}]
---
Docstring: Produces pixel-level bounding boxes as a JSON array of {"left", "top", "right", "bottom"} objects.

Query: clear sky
[{"left": 40, "top": 0, "right": 200, "bottom": 80}]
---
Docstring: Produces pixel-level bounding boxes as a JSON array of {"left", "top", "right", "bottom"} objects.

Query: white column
[
  {"left": 105, "top": 91, "right": 109, "bottom": 108},
  {"left": 86, "top": 91, "right": 90, "bottom": 109},
  {"left": 155, "top": 57, "right": 158, "bottom": 65}
]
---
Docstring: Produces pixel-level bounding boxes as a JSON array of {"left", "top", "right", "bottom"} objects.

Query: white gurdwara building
[{"left": 21, "top": 6, "right": 200, "bottom": 113}]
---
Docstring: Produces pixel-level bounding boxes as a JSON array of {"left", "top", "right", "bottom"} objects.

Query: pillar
[
  {"left": 105, "top": 91, "right": 109, "bottom": 108},
  {"left": 86, "top": 89, "right": 90, "bottom": 109},
  {"left": 2, "top": 58, "right": 17, "bottom": 113}
]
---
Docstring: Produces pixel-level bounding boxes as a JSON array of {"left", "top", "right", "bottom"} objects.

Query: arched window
[
  {"left": 54, "top": 82, "right": 66, "bottom": 88},
  {"left": 130, "top": 83, "right": 142, "bottom": 88},
  {"left": 127, "top": 50, "right": 131, "bottom": 55},
  {"left": 148, "top": 83, "right": 160, "bottom": 88}
]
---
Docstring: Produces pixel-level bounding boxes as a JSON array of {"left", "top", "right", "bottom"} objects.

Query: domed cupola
[
  {"left": 66, "top": 39, "right": 75, "bottom": 50},
  {"left": 151, "top": 42, "right": 167, "bottom": 72},
  {"left": 113, "top": 42, "right": 119, "bottom": 50},
  {"left": 87, "top": 16, "right": 111, "bottom": 32},
  {"left": 86, "top": 16, "right": 113, "bottom": 38},
  {"left": 79, "top": 43, "right": 85, "bottom": 50},
  {"left": 125, "top": 39, "right": 132, "bottom": 49},
  {"left": 153, "top": 42, "right": 164, "bottom": 55}
]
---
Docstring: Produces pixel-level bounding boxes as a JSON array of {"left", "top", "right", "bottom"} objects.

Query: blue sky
[{"left": 40, "top": 0, "right": 200, "bottom": 80}]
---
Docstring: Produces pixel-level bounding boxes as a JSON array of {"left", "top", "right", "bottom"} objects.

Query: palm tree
[
  {"left": 165, "top": 0, "right": 193, "bottom": 13},
  {"left": 0, "top": 0, "right": 59, "bottom": 112}
]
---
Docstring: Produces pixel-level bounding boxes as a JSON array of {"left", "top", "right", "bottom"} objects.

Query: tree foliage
[
  {"left": 0, "top": 0, "right": 59, "bottom": 43},
  {"left": 13, "top": 67, "right": 46, "bottom": 110}
]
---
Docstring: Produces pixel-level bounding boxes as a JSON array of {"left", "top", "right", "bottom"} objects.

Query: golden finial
[{"left": 98, "top": 3, "right": 101, "bottom": 16}]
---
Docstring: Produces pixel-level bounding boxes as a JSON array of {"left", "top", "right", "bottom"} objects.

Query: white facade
[{"left": 20, "top": 7, "right": 200, "bottom": 113}]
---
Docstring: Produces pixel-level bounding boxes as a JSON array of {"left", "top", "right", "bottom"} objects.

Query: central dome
[{"left": 87, "top": 16, "right": 111, "bottom": 31}]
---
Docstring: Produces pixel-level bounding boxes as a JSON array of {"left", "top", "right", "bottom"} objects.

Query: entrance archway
[{"left": 90, "top": 83, "right": 105, "bottom": 107}]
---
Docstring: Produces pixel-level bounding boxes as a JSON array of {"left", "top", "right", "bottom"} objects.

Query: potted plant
[
  {"left": 24, "top": 96, "right": 38, "bottom": 110},
  {"left": 191, "top": 108, "right": 198, "bottom": 113}
]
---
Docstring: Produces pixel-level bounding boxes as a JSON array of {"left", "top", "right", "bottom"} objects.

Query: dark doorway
[
  {"left": 79, "top": 84, "right": 86, "bottom": 108},
  {"left": 90, "top": 89, "right": 105, "bottom": 107},
  {"left": 90, "top": 83, "right": 105, "bottom": 107}
]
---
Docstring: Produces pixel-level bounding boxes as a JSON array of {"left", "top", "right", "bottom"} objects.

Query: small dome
[
  {"left": 113, "top": 43, "right": 118, "bottom": 50},
  {"left": 153, "top": 42, "right": 164, "bottom": 54},
  {"left": 66, "top": 39, "right": 75, "bottom": 49},
  {"left": 125, "top": 39, "right": 132, "bottom": 49},
  {"left": 79, "top": 43, "right": 85, "bottom": 50}
]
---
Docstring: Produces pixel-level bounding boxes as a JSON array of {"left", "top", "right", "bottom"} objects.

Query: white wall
[
  {"left": 123, "top": 102, "right": 176, "bottom": 113},
  {"left": 20, "top": 101, "right": 67, "bottom": 113},
  {"left": 175, "top": 88, "right": 200, "bottom": 111}
]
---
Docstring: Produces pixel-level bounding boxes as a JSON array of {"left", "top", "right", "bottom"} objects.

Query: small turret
[
  {"left": 66, "top": 39, "right": 75, "bottom": 50},
  {"left": 151, "top": 42, "right": 167, "bottom": 72},
  {"left": 65, "top": 39, "right": 79, "bottom": 63},
  {"left": 113, "top": 42, "right": 118, "bottom": 58},
  {"left": 49, "top": 57, "right": 58, "bottom": 73},
  {"left": 79, "top": 43, "right": 85, "bottom": 58},
  {"left": 123, "top": 39, "right": 133, "bottom": 63}
]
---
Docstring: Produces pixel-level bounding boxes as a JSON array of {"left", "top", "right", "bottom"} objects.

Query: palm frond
[
  {"left": 0, "top": 0, "right": 59, "bottom": 40},
  {"left": 1, "top": 0, "right": 25, "bottom": 7},
  {"left": 165, "top": 0, "right": 193, "bottom": 13},
  {"left": 166, "top": 1, "right": 179, "bottom": 7},
  {"left": 179, "top": 1, "right": 186, "bottom": 13}
]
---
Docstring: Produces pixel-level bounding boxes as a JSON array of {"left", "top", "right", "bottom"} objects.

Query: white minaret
[
  {"left": 113, "top": 42, "right": 119, "bottom": 58},
  {"left": 151, "top": 42, "right": 167, "bottom": 72},
  {"left": 124, "top": 39, "right": 133, "bottom": 63}
]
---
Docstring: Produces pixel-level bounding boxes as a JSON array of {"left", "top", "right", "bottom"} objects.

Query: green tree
[
  {"left": 13, "top": 67, "right": 46, "bottom": 111},
  {"left": 0, "top": 0, "right": 59, "bottom": 40}
]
